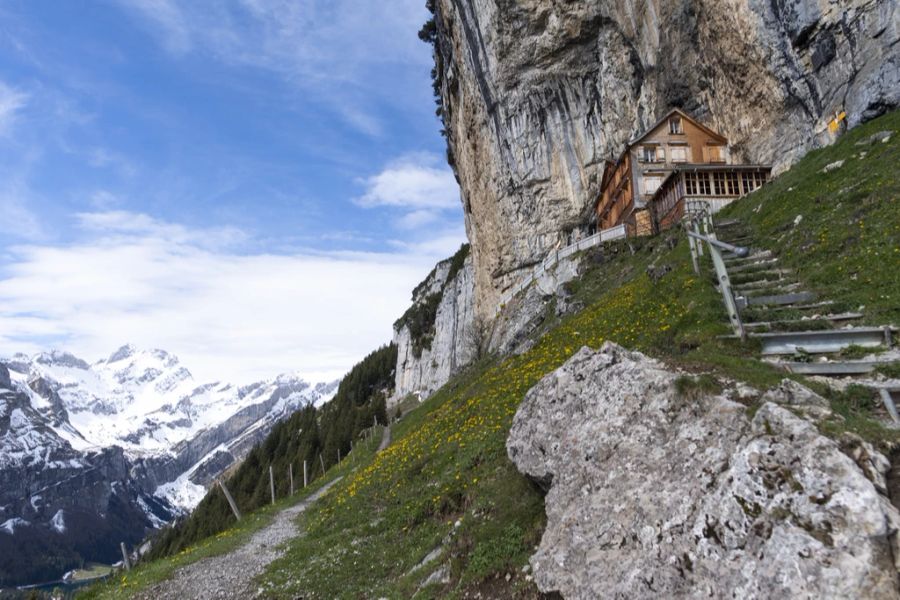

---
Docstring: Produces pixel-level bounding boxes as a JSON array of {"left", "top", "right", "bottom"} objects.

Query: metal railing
[{"left": 683, "top": 204, "right": 749, "bottom": 341}]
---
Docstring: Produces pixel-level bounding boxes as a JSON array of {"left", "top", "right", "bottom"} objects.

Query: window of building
[
  {"left": 669, "top": 116, "right": 683, "bottom": 134},
  {"left": 670, "top": 146, "right": 687, "bottom": 162},
  {"left": 698, "top": 173, "right": 711, "bottom": 195},
  {"left": 643, "top": 175, "right": 663, "bottom": 195},
  {"left": 641, "top": 145, "right": 664, "bottom": 163},
  {"left": 685, "top": 172, "right": 697, "bottom": 195},
  {"left": 726, "top": 172, "right": 740, "bottom": 195},
  {"left": 707, "top": 145, "right": 725, "bottom": 163},
  {"left": 713, "top": 172, "right": 727, "bottom": 195},
  {"left": 741, "top": 171, "right": 768, "bottom": 194}
]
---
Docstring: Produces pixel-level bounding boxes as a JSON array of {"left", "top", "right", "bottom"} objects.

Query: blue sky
[{"left": 0, "top": 1, "right": 465, "bottom": 383}]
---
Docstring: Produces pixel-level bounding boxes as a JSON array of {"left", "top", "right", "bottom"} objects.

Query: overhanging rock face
[
  {"left": 507, "top": 342, "right": 900, "bottom": 598},
  {"left": 432, "top": 0, "right": 900, "bottom": 316}
]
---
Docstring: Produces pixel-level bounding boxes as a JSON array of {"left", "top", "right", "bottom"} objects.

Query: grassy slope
[
  {"left": 720, "top": 112, "right": 900, "bottom": 326},
  {"left": 83, "top": 111, "right": 900, "bottom": 599}
]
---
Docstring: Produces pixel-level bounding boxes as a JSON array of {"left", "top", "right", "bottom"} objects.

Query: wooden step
[
  {"left": 729, "top": 269, "right": 792, "bottom": 284},
  {"left": 753, "top": 326, "right": 894, "bottom": 355},
  {"left": 776, "top": 360, "right": 882, "bottom": 375},
  {"left": 734, "top": 281, "right": 801, "bottom": 294},
  {"left": 745, "top": 291, "right": 817, "bottom": 307},
  {"left": 728, "top": 259, "right": 781, "bottom": 274},
  {"left": 747, "top": 301, "right": 836, "bottom": 313},
  {"left": 743, "top": 313, "right": 864, "bottom": 330},
  {"left": 725, "top": 250, "right": 774, "bottom": 265}
]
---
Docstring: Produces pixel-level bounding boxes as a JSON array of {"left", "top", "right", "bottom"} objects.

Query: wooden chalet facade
[
  {"left": 651, "top": 164, "right": 771, "bottom": 230},
  {"left": 595, "top": 109, "right": 771, "bottom": 236}
]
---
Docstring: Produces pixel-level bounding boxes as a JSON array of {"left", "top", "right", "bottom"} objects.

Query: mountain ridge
[{"left": 0, "top": 345, "right": 338, "bottom": 586}]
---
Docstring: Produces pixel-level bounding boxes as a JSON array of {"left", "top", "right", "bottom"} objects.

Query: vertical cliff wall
[
  {"left": 431, "top": 0, "right": 899, "bottom": 315},
  {"left": 391, "top": 252, "right": 477, "bottom": 403}
]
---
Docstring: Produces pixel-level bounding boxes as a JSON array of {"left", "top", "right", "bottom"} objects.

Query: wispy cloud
[
  {"left": 86, "top": 147, "right": 137, "bottom": 177},
  {"left": 0, "top": 81, "right": 28, "bottom": 135},
  {"left": 356, "top": 152, "right": 461, "bottom": 232},
  {"left": 0, "top": 210, "right": 459, "bottom": 383},
  {"left": 114, "top": 0, "right": 431, "bottom": 135},
  {"left": 120, "top": 0, "right": 192, "bottom": 54}
]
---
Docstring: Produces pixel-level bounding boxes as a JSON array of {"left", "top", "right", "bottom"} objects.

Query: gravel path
[
  {"left": 134, "top": 478, "right": 341, "bottom": 600},
  {"left": 377, "top": 425, "right": 391, "bottom": 452}
]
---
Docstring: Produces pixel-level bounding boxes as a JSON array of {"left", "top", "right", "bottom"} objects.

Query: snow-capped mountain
[{"left": 0, "top": 346, "right": 338, "bottom": 586}]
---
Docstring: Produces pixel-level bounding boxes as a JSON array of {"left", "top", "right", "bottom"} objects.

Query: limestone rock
[
  {"left": 507, "top": 342, "right": 900, "bottom": 598},
  {"left": 431, "top": 0, "right": 900, "bottom": 316},
  {"left": 392, "top": 254, "right": 477, "bottom": 403},
  {"left": 489, "top": 251, "right": 583, "bottom": 356}
]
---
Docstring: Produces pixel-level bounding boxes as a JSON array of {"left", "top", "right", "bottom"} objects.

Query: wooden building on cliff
[{"left": 594, "top": 109, "right": 771, "bottom": 236}]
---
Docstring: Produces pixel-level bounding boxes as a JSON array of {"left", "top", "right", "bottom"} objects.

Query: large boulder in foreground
[{"left": 507, "top": 342, "right": 900, "bottom": 599}]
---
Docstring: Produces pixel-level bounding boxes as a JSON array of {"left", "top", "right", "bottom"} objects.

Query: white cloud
[
  {"left": 0, "top": 211, "right": 459, "bottom": 384},
  {"left": 75, "top": 210, "right": 248, "bottom": 250},
  {"left": 0, "top": 81, "right": 28, "bottom": 135},
  {"left": 357, "top": 153, "right": 459, "bottom": 211},
  {"left": 356, "top": 152, "right": 462, "bottom": 233}
]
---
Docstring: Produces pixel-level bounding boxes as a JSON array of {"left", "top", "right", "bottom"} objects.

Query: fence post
[
  {"left": 289, "top": 463, "right": 294, "bottom": 496},
  {"left": 217, "top": 479, "right": 242, "bottom": 521},
  {"left": 303, "top": 460, "right": 308, "bottom": 488},
  {"left": 687, "top": 227, "right": 700, "bottom": 275},
  {"left": 120, "top": 542, "right": 131, "bottom": 571},
  {"left": 269, "top": 465, "right": 275, "bottom": 505},
  {"left": 319, "top": 453, "right": 326, "bottom": 475}
]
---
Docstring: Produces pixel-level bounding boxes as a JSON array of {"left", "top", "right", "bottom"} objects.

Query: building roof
[
  {"left": 668, "top": 163, "right": 772, "bottom": 173},
  {"left": 628, "top": 108, "right": 728, "bottom": 146}
]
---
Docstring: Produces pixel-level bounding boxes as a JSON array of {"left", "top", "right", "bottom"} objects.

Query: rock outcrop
[
  {"left": 392, "top": 252, "right": 477, "bottom": 403},
  {"left": 430, "top": 0, "right": 900, "bottom": 315},
  {"left": 507, "top": 343, "right": 900, "bottom": 598}
]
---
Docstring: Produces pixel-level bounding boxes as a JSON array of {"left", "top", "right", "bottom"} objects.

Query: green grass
[{"left": 87, "top": 111, "right": 900, "bottom": 599}]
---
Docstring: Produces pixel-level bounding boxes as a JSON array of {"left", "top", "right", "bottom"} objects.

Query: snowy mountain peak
[
  {"left": 34, "top": 350, "right": 90, "bottom": 370},
  {"left": 106, "top": 343, "right": 138, "bottom": 363}
]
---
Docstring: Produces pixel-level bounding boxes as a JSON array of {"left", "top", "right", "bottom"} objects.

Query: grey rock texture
[
  {"left": 507, "top": 342, "right": 900, "bottom": 599},
  {"left": 431, "top": 0, "right": 900, "bottom": 315},
  {"left": 392, "top": 254, "right": 477, "bottom": 403},
  {"left": 490, "top": 252, "right": 583, "bottom": 356}
]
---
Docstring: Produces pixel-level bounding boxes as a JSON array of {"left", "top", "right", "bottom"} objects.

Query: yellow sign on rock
[{"left": 828, "top": 110, "right": 847, "bottom": 133}]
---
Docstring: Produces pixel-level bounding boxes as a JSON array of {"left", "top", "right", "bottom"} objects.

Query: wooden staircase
[
  {"left": 699, "top": 216, "right": 900, "bottom": 422},
  {"left": 715, "top": 218, "right": 898, "bottom": 372}
]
